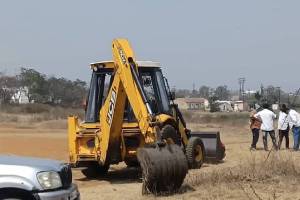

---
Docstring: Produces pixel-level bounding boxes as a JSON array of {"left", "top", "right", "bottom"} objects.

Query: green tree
[
  {"left": 199, "top": 86, "right": 210, "bottom": 99},
  {"left": 209, "top": 95, "right": 219, "bottom": 112},
  {"left": 264, "top": 86, "right": 281, "bottom": 104},
  {"left": 174, "top": 89, "right": 191, "bottom": 98},
  {"left": 0, "top": 75, "right": 19, "bottom": 104},
  {"left": 214, "top": 85, "right": 230, "bottom": 100},
  {"left": 254, "top": 91, "right": 262, "bottom": 102},
  {"left": 19, "top": 68, "right": 48, "bottom": 103},
  {"left": 47, "top": 77, "right": 66, "bottom": 104},
  {"left": 48, "top": 77, "right": 87, "bottom": 107}
]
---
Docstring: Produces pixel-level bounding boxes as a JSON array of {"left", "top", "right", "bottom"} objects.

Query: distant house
[
  {"left": 215, "top": 100, "right": 233, "bottom": 112},
  {"left": 233, "top": 101, "right": 249, "bottom": 112},
  {"left": 245, "top": 90, "right": 258, "bottom": 95},
  {"left": 213, "top": 100, "right": 249, "bottom": 112},
  {"left": 11, "top": 87, "right": 30, "bottom": 104},
  {"left": 174, "top": 98, "right": 209, "bottom": 111}
]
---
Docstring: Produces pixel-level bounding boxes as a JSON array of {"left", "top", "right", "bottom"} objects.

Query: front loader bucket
[
  {"left": 190, "top": 132, "right": 225, "bottom": 162},
  {"left": 137, "top": 144, "right": 188, "bottom": 195}
]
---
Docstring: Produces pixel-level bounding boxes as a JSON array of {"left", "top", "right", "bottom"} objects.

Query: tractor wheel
[
  {"left": 186, "top": 137, "right": 205, "bottom": 169},
  {"left": 161, "top": 124, "right": 181, "bottom": 146},
  {"left": 137, "top": 144, "right": 188, "bottom": 195},
  {"left": 81, "top": 162, "right": 110, "bottom": 178}
]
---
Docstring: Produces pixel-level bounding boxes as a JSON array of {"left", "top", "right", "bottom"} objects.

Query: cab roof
[{"left": 90, "top": 60, "right": 161, "bottom": 69}]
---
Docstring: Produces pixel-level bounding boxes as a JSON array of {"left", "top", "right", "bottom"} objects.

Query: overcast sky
[{"left": 0, "top": 1, "right": 299, "bottom": 91}]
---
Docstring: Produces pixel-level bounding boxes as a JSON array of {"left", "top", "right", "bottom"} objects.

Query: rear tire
[
  {"left": 81, "top": 162, "right": 110, "bottom": 178},
  {"left": 186, "top": 137, "right": 205, "bottom": 169}
]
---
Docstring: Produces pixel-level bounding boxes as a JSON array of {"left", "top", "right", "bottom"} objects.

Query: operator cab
[{"left": 85, "top": 61, "right": 172, "bottom": 123}]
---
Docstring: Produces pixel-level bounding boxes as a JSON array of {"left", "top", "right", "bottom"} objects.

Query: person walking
[
  {"left": 278, "top": 104, "right": 289, "bottom": 149},
  {"left": 254, "top": 103, "right": 278, "bottom": 151},
  {"left": 249, "top": 110, "right": 262, "bottom": 150},
  {"left": 288, "top": 108, "right": 300, "bottom": 151}
]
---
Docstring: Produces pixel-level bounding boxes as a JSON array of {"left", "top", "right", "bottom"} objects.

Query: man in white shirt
[
  {"left": 278, "top": 104, "right": 289, "bottom": 149},
  {"left": 288, "top": 108, "right": 300, "bottom": 150},
  {"left": 254, "top": 103, "right": 278, "bottom": 151}
]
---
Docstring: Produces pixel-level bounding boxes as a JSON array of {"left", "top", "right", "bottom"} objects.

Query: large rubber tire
[
  {"left": 81, "top": 162, "right": 110, "bottom": 178},
  {"left": 186, "top": 137, "right": 205, "bottom": 169},
  {"left": 161, "top": 124, "right": 181, "bottom": 146},
  {"left": 137, "top": 144, "right": 188, "bottom": 194}
]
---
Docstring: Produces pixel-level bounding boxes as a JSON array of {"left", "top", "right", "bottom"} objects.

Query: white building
[
  {"left": 175, "top": 98, "right": 209, "bottom": 111},
  {"left": 11, "top": 87, "right": 30, "bottom": 104},
  {"left": 233, "top": 101, "right": 249, "bottom": 112},
  {"left": 215, "top": 100, "right": 233, "bottom": 112}
]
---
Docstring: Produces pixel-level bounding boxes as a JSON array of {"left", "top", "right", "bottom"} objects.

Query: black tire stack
[{"left": 137, "top": 144, "right": 188, "bottom": 194}]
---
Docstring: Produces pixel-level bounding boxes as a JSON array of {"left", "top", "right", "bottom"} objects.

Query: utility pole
[
  {"left": 192, "top": 83, "right": 196, "bottom": 97},
  {"left": 276, "top": 87, "right": 281, "bottom": 105},
  {"left": 238, "top": 78, "right": 246, "bottom": 110}
]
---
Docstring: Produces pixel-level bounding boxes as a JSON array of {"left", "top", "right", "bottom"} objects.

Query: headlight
[{"left": 37, "top": 171, "right": 62, "bottom": 190}]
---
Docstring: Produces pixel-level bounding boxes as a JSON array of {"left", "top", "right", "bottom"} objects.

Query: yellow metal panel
[
  {"left": 98, "top": 72, "right": 127, "bottom": 164},
  {"left": 68, "top": 116, "right": 78, "bottom": 164}
]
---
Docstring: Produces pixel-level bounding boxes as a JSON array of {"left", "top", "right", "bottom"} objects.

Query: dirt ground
[{"left": 2, "top": 119, "right": 300, "bottom": 200}]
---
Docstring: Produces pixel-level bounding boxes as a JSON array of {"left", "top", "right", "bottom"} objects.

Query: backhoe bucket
[
  {"left": 190, "top": 132, "right": 225, "bottom": 162},
  {"left": 137, "top": 144, "right": 188, "bottom": 194}
]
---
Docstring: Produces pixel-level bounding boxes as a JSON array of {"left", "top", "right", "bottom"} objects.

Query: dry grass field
[{"left": 1, "top": 109, "right": 300, "bottom": 200}]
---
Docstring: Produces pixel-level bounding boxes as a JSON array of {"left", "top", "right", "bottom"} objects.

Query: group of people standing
[{"left": 250, "top": 103, "right": 300, "bottom": 151}]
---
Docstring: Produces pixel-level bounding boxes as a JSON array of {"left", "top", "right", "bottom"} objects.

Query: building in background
[
  {"left": 174, "top": 98, "right": 209, "bottom": 111},
  {"left": 11, "top": 87, "right": 30, "bottom": 104},
  {"left": 215, "top": 100, "right": 233, "bottom": 112},
  {"left": 233, "top": 101, "right": 249, "bottom": 112}
]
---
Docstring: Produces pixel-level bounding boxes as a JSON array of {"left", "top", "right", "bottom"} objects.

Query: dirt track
[{"left": 2, "top": 121, "right": 300, "bottom": 200}]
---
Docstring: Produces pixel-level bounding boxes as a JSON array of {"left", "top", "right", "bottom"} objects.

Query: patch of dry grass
[
  {"left": 0, "top": 104, "right": 83, "bottom": 123},
  {"left": 187, "top": 152, "right": 299, "bottom": 187},
  {"left": 183, "top": 151, "right": 300, "bottom": 200},
  {"left": 182, "top": 111, "right": 249, "bottom": 126}
]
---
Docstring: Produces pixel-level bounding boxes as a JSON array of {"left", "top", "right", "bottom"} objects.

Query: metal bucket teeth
[{"left": 137, "top": 144, "right": 188, "bottom": 194}]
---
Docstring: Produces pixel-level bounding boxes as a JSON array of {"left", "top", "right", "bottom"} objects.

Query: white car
[{"left": 0, "top": 155, "right": 80, "bottom": 200}]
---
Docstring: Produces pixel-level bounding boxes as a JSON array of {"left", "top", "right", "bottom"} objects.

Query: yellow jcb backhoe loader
[{"left": 68, "top": 38, "right": 225, "bottom": 194}]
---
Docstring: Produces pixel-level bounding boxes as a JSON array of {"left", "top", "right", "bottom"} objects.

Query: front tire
[
  {"left": 186, "top": 137, "right": 205, "bottom": 169},
  {"left": 81, "top": 162, "right": 110, "bottom": 178}
]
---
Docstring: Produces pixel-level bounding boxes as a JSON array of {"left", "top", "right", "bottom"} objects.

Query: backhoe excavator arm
[
  {"left": 95, "top": 38, "right": 188, "bottom": 194},
  {"left": 97, "top": 39, "right": 159, "bottom": 164}
]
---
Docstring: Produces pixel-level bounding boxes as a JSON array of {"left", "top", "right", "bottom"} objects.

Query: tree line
[
  {"left": 174, "top": 85, "right": 300, "bottom": 107},
  {"left": 175, "top": 85, "right": 230, "bottom": 100},
  {"left": 1, "top": 68, "right": 298, "bottom": 108},
  {"left": 0, "top": 68, "right": 87, "bottom": 107}
]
